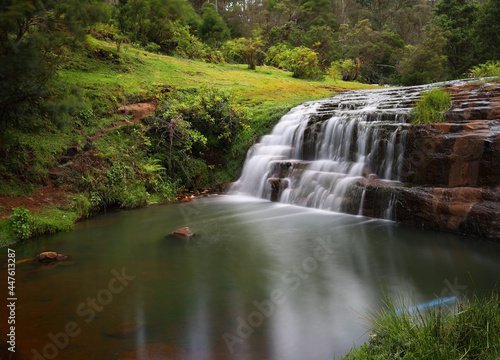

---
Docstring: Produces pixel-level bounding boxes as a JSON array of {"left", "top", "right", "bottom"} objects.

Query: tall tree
[
  {"left": 0, "top": 0, "right": 108, "bottom": 130},
  {"left": 434, "top": 0, "right": 479, "bottom": 77},
  {"left": 396, "top": 24, "right": 447, "bottom": 85},
  {"left": 198, "top": 2, "right": 230, "bottom": 48},
  {"left": 473, "top": 0, "right": 500, "bottom": 63}
]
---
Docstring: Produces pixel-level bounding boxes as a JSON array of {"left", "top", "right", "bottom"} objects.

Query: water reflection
[{"left": 1, "top": 196, "right": 499, "bottom": 359}]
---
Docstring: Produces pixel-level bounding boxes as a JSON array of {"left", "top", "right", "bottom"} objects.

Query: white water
[{"left": 234, "top": 80, "right": 478, "bottom": 217}]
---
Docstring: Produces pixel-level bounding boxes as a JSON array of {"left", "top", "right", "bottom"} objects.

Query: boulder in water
[
  {"left": 173, "top": 227, "right": 193, "bottom": 237},
  {"left": 37, "top": 252, "right": 67, "bottom": 263}
]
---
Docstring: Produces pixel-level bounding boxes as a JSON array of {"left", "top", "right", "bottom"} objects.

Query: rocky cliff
[{"left": 359, "top": 82, "right": 500, "bottom": 239}]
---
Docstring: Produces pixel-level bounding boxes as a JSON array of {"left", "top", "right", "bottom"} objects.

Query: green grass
[
  {"left": 409, "top": 87, "right": 452, "bottom": 124},
  {"left": 0, "top": 36, "right": 376, "bottom": 245},
  {"left": 61, "top": 37, "right": 373, "bottom": 110},
  {"left": 340, "top": 291, "right": 500, "bottom": 359}
]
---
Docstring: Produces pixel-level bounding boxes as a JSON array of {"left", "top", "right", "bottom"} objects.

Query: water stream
[
  {"left": 234, "top": 80, "right": 477, "bottom": 217},
  {"left": 2, "top": 80, "right": 499, "bottom": 359},
  {"left": 1, "top": 198, "right": 500, "bottom": 359}
]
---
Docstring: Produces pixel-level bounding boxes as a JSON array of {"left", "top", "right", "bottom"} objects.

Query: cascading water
[{"left": 234, "top": 80, "right": 476, "bottom": 218}]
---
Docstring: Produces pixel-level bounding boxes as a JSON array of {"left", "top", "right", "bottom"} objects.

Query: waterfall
[{"left": 233, "top": 80, "right": 481, "bottom": 218}]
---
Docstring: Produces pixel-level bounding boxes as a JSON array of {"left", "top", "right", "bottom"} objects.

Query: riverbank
[
  {"left": 339, "top": 290, "right": 500, "bottom": 359},
  {"left": 0, "top": 36, "right": 372, "bottom": 246}
]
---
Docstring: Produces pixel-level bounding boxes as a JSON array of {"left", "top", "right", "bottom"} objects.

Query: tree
[
  {"left": 396, "top": 25, "right": 447, "bottom": 85},
  {"left": 198, "top": 2, "right": 230, "bottom": 49},
  {"left": 0, "top": 0, "right": 108, "bottom": 131},
  {"left": 473, "top": 0, "right": 500, "bottom": 64},
  {"left": 434, "top": 0, "right": 479, "bottom": 78},
  {"left": 339, "top": 20, "right": 403, "bottom": 83}
]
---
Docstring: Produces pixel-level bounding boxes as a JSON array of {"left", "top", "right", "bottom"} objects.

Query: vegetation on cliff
[{"left": 409, "top": 88, "right": 451, "bottom": 124}]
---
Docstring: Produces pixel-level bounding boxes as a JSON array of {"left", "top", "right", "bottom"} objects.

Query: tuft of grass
[
  {"left": 409, "top": 87, "right": 451, "bottom": 125},
  {"left": 340, "top": 290, "right": 500, "bottom": 359},
  {"left": 31, "top": 207, "right": 79, "bottom": 236}
]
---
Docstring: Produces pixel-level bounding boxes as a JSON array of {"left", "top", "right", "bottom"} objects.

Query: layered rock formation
[
  {"left": 358, "top": 82, "right": 500, "bottom": 239},
  {"left": 236, "top": 80, "right": 499, "bottom": 240}
]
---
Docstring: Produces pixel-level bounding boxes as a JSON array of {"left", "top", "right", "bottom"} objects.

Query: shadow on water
[{"left": 1, "top": 196, "right": 499, "bottom": 359}]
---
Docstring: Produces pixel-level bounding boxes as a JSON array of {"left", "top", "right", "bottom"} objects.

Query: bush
[
  {"left": 469, "top": 61, "right": 500, "bottom": 78},
  {"left": 264, "top": 44, "right": 291, "bottom": 68},
  {"left": 121, "top": 185, "right": 149, "bottom": 209},
  {"left": 409, "top": 88, "right": 451, "bottom": 124},
  {"left": 144, "top": 42, "right": 161, "bottom": 53},
  {"left": 328, "top": 59, "right": 360, "bottom": 81},
  {"left": 264, "top": 46, "right": 321, "bottom": 79},
  {"left": 148, "top": 86, "right": 249, "bottom": 187},
  {"left": 222, "top": 36, "right": 264, "bottom": 70},
  {"left": 284, "top": 47, "right": 321, "bottom": 79},
  {"left": 9, "top": 206, "right": 33, "bottom": 241}
]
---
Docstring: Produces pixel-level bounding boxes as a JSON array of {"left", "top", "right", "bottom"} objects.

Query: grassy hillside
[{"left": 0, "top": 36, "right": 374, "bottom": 245}]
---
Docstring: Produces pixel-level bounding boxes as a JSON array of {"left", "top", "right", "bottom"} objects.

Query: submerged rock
[
  {"left": 173, "top": 227, "right": 193, "bottom": 237},
  {"left": 37, "top": 252, "right": 67, "bottom": 263},
  {"left": 105, "top": 322, "right": 144, "bottom": 338}
]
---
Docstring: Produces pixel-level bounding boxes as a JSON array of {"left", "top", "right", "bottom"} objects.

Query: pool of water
[{"left": 1, "top": 196, "right": 500, "bottom": 359}]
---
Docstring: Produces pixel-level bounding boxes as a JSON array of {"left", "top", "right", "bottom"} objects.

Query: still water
[{"left": 2, "top": 196, "right": 500, "bottom": 359}]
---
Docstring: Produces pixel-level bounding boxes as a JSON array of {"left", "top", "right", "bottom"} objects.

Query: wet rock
[
  {"left": 117, "top": 342, "right": 187, "bottom": 360},
  {"left": 268, "top": 178, "right": 289, "bottom": 202},
  {"left": 173, "top": 227, "right": 193, "bottom": 237},
  {"left": 105, "top": 322, "right": 144, "bottom": 338},
  {"left": 37, "top": 252, "right": 67, "bottom": 263}
]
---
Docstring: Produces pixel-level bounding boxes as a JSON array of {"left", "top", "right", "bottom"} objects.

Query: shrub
[
  {"left": 9, "top": 206, "right": 33, "bottom": 241},
  {"left": 469, "top": 61, "right": 500, "bottom": 78},
  {"left": 409, "top": 88, "right": 451, "bottom": 124},
  {"left": 283, "top": 47, "right": 321, "bottom": 79},
  {"left": 328, "top": 59, "right": 360, "bottom": 81},
  {"left": 144, "top": 42, "right": 161, "bottom": 53},
  {"left": 148, "top": 86, "right": 249, "bottom": 188},
  {"left": 121, "top": 185, "right": 149, "bottom": 209},
  {"left": 222, "top": 36, "right": 264, "bottom": 70},
  {"left": 264, "top": 44, "right": 290, "bottom": 68}
]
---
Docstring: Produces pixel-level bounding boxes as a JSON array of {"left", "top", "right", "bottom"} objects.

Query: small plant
[
  {"left": 9, "top": 206, "right": 33, "bottom": 241},
  {"left": 144, "top": 42, "right": 161, "bottom": 54},
  {"left": 469, "top": 60, "right": 500, "bottom": 78},
  {"left": 409, "top": 88, "right": 451, "bottom": 124}
]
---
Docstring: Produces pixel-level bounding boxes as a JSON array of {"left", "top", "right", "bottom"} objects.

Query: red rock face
[{"left": 359, "top": 82, "right": 500, "bottom": 240}]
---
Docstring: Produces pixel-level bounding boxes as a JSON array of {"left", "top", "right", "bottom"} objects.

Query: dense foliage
[{"left": 147, "top": 87, "right": 249, "bottom": 188}]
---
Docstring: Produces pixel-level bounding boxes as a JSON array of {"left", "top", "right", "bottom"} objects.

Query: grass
[
  {"left": 61, "top": 37, "right": 373, "bottom": 111},
  {"left": 409, "top": 87, "right": 451, "bottom": 124},
  {"left": 0, "top": 36, "right": 376, "bottom": 245},
  {"left": 340, "top": 290, "right": 500, "bottom": 359}
]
